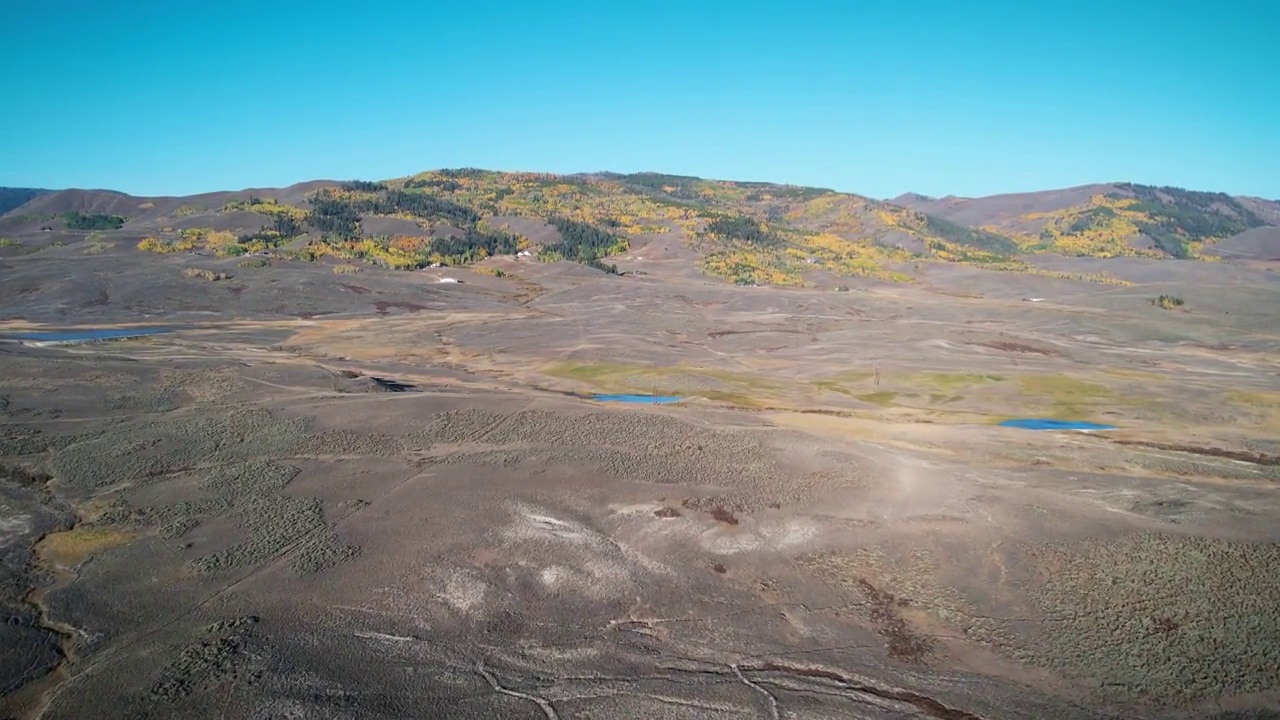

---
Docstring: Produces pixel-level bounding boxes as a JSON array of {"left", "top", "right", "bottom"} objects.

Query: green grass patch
[
  {"left": 546, "top": 361, "right": 641, "bottom": 385},
  {"left": 1227, "top": 390, "right": 1280, "bottom": 409},
  {"left": 917, "top": 372, "right": 1003, "bottom": 391},
  {"left": 545, "top": 361, "right": 777, "bottom": 395},
  {"left": 812, "top": 370, "right": 875, "bottom": 396},
  {"left": 813, "top": 380, "right": 855, "bottom": 396},
  {"left": 856, "top": 391, "right": 899, "bottom": 407},
  {"left": 819, "top": 371, "right": 997, "bottom": 399},
  {"left": 1017, "top": 374, "right": 1114, "bottom": 419},
  {"left": 697, "top": 390, "right": 768, "bottom": 408},
  {"left": 830, "top": 370, "right": 876, "bottom": 383},
  {"left": 36, "top": 528, "right": 133, "bottom": 567}
]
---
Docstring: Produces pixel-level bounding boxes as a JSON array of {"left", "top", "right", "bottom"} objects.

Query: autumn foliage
[{"left": 131, "top": 170, "right": 1244, "bottom": 287}]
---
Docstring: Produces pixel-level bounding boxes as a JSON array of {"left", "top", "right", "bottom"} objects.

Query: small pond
[
  {"left": 999, "top": 418, "right": 1116, "bottom": 431},
  {"left": 592, "top": 394, "right": 683, "bottom": 404},
  {"left": 2, "top": 327, "right": 173, "bottom": 344}
]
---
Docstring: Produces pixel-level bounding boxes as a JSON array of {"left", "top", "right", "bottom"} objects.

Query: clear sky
[{"left": 2, "top": 0, "right": 1276, "bottom": 199}]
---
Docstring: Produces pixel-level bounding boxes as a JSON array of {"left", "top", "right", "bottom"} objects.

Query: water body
[
  {"left": 1000, "top": 418, "right": 1116, "bottom": 431},
  {"left": 1, "top": 327, "right": 173, "bottom": 345},
  {"left": 592, "top": 394, "right": 683, "bottom": 404}
]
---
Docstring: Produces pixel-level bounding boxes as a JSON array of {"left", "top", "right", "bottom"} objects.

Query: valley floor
[{"left": 2, "top": 241, "right": 1280, "bottom": 719}]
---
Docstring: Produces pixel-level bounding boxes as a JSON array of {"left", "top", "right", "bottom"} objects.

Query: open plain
[{"left": 3, "top": 222, "right": 1280, "bottom": 720}]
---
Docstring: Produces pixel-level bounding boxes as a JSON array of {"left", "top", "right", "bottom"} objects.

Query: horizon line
[{"left": 5, "top": 168, "right": 1275, "bottom": 204}]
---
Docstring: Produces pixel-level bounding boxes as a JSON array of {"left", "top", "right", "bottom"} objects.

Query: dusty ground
[{"left": 2, "top": 234, "right": 1280, "bottom": 719}]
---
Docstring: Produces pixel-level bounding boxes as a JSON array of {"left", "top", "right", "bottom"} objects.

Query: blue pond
[
  {"left": 593, "top": 394, "right": 683, "bottom": 404},
  {"left": 1000, "top": 418, "right": 1116, "bottom": 431},
  {"left": 3, "top": 327, "right": 172, "bottom": 343}
]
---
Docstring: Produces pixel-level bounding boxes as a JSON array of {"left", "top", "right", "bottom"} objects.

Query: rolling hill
[
  {"left": 0, "top": 187, "right": 52, "bottom": 216},
  {"left": 3, "top": 171, "right": 1278, "bottom": 289},
  {"left": 891, "top": 183, "right": 1280, "bottom": 260}
]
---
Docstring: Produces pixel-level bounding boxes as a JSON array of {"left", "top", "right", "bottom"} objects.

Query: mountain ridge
[
  {"left": 889, "top": 182, "right": 1278, "bottom": 259},
  {"left": 3, "top": 171, "right": 1278, "bottom": 286},
  {"left": 0, "top": 187, "right": 54, "bottom": 217}
]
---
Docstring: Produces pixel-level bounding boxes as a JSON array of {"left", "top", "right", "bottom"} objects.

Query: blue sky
[{"left": 2, "top": 0, "right": 1276, "bottom": 198}]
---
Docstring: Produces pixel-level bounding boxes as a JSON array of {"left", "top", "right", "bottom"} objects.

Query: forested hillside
[
  {"left": 890, "top": 183, "right": 1277, "bottom": 260},
  {"left": 0, "top": 187, "right": 51, "bottom": 216},
  {"left": 5, "top": 171, "right": 1276, "bottom": 286}
]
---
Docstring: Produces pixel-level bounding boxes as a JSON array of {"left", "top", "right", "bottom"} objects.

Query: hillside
[
  {"left": 0, "top": 187, "right": 53, "bottom": 216},
  {"left": 4, "top": 171, "right": 1278, "bottom": 287},
  {"left": 890, "top": 183, "right": 1280, "bottom": 260}
]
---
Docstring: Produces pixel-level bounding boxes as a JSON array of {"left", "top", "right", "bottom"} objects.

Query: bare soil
[{"left": 1, "top": 235, "right": 1279, "bottom": 719}]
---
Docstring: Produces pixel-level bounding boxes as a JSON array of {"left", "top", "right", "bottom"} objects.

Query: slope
[
  {"left": 0, "top": 187, "right": 54, "bottom": 216},
  {"left": 0, "top": 170, "right": 1121, "bottom": 287},
  {"left": 596, "top": 171, "right": 1028, "bottom": 281},
  {"left": 6, "top": 170, "right": 1273, "bottom": 290},
  {"left": 889, "top": 183, "right": 1279, "bottom": 259},
  {"left": 1202, "top": 226, "right": 1280, "bottom": 261}
]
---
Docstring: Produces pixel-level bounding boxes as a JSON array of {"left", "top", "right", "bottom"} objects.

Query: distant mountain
[
  {"left": 4, "top": 171, "right": 1278, "bottom": 287},
  {"left": 888, "top": 183, "right": 1280, "bottom": 260},
  {"left": 1235, "top": 196, "right": 1280, "bottom": 226},
  {"left": 0, "top": 187, "right": 53, "bottom": 216},
  {"left": 2, "top": 181, "right": 334, "bottom": 220}
]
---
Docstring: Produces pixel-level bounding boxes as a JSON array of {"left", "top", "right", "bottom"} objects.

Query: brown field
[{"left": 2, "top": 225, "right": 1280, "bottom": 720}]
